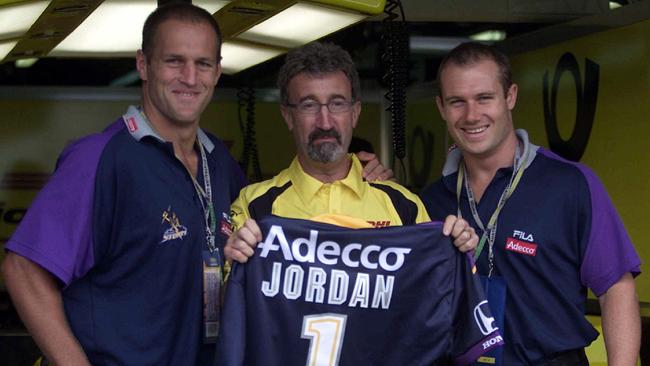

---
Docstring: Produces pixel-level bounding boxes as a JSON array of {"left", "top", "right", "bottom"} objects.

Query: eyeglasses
[{"left": 285, "top": 99, "right": 354, "bottom": 114}]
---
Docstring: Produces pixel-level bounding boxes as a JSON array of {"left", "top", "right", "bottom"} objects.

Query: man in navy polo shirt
[
  {"left": 420, "top": 42, "right": 642, "bottom": 365},
  {"left": 0, "top": 4, "right": 242, "bottom": 365}
]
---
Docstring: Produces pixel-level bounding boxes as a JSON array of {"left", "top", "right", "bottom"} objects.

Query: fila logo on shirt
[{"left": 505, "top": 230, "right": 537, "bottom": 256}]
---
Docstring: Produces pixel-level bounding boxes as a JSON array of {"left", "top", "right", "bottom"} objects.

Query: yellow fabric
[
  {"left": 310, "top": 213, "right": 374, "bottom": 229},
  {"left": 230, "top": 154, "right": 430, "bottom": 229}
]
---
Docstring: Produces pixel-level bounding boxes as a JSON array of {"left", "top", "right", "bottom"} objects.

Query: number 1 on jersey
[{"left": 301, "top": 313, "right": 348, "bottom": 366}]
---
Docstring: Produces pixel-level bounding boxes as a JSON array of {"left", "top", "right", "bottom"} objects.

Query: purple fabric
[
  {"left": 454, "top": 332, "right": 504, "bottom": 366},
  {"left": 5, "top": 120, "right": 123, "bottom": 286},
  {"left": 538, "top": 148, "right": 641, "bottom": 296}
]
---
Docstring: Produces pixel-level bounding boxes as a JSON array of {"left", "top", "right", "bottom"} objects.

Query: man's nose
[
  {"left": 315, "top": 104, "right": 335, "bottom": 129},
  {"left": 180, "top": 63, "right": 197, "bottom": 86},
  {"left": 465, "top": 101, "right": 481, "bottom": 122}
]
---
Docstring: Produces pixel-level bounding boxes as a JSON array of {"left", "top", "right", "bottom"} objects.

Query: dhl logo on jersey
[{"left": 367, "top": 220, "right": 390, "bottom": 228}]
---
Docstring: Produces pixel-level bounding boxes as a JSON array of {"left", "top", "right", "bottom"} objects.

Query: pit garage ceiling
[{"left": 0, "top": 0, "right": 639, "bottom": 86}]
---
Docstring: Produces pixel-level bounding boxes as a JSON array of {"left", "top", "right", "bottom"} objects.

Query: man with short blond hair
[{"left": 421, "top": 42, "right": 641, "bottom": 365}]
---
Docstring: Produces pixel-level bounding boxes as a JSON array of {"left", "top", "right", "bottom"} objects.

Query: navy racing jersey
[{"left": 217, "top": 216, "right": 503, "bottom": 366}]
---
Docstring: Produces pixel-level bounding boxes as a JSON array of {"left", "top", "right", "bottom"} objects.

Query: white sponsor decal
[
  {"left": 482, "top": 335, "right": 503, "bottom": 350},
  {"left": 258, "top": 225, "right": 412, "bottom": 272},
  {"left": 473, "top": 300, "right": 499, "bottom": 336},
  {"left": 257, "top": 224, "right": 412, "bottom": 310},
  {"left": 505, "top": 238, "right": 537, "bottom": 256},
  {"left": 513, "top": 229, "right": 534, "bottom": 242}
]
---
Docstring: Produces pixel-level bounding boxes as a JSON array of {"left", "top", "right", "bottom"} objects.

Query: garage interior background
[{"left": 0, "top": 0, "right": 648, "bottom": 364}]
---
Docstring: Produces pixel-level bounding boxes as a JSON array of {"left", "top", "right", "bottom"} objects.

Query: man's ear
[
  {"left": 506, "top": 83, "right": 518, "bottom": 111},
  {"left": 351, "top": 101, "right": 361, "bottom": 129},
  {"left": 136, "top": 50, "right": 148, "bottom": 82},
  {"left": 435, "top": 96, "right": 445, "bottom": 120},
  {"left": 280, "top": 105, "right": 294, "bottom": 131},
  {"left": 212, "top": 62, "right": 222, "bottom": 87}
]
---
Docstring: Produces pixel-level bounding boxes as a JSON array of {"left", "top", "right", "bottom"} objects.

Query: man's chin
[
  {"left": 307, "top": 144, "right": 345, "bottom": 163},
  {"left": 170, "top": 112, "right": 201, "bottom": 126}
]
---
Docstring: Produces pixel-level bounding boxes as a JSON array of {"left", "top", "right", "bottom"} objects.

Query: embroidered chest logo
[
  {"left": 160, "top": 206, "right": 188, "bottom": 243},
  {"left": 505, "top": 230, "right": 538, "bottom": 256}
]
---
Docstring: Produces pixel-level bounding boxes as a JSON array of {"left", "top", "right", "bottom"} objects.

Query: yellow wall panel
[
  {"left": 405, "top": 99, "right": 449, "bottom": 191},
  {"left": 510, "top": 18, "right": 650, "bottom": 303}
]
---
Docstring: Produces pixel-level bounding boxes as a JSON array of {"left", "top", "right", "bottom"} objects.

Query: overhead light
[
  {"left": 0, "top": 40, "right": 18, "bottom": 60},
  {"left": 410, "top": 33, "right": 506, "bottom": 55},
  {"left": 221, "top": 41, "right": 284, "bottom": 74},
  {"left": 51, "top": 0, "right": 228, "bottom": 56},
  {"left": 469, "top": 30, "right": 507, "bottom": 42},
  {"left": 410, "top": 36, "right": 469, "bottom": 54},
  {"left": 609, "top": 2, "right": 622, "bottom": 9},
  {"left": 236, "top": 2, "right": 365, "bottom": 48},
  {"left": 0, "top": 0, "right": 50, "bottom": 40},
  {"left": 51, "top": 0, "right": 155, "bottom": 56},
  {"left": 15, "top": 57, "right": 39, "bottom": 68}
]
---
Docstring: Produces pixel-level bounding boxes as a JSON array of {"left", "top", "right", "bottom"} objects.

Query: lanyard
[
  {"left": 456, "top": 146, "right": 528, "bottom": 276},
  {"left": 138, "top": 109, "right": 218, "bottom": 254},
  {"left": 189, "top": 141, "right": 218, "bottom": 254}
]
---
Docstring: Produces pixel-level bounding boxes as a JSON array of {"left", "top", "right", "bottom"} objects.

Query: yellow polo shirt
[{"left": 230, "top": 154, "right": 430, "bottom": 229}]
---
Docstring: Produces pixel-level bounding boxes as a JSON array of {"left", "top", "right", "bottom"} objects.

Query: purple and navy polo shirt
[
  {"left": 420, "top": 129, "right": 641, "bottom": 365},
  {"left": 6, "top": 106, "right": 245, "bottom": 365}
]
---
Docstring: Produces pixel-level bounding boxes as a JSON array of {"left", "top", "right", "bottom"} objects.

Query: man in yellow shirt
[{"left": 225, "top": 42, "right": 476, "bottom": 263}]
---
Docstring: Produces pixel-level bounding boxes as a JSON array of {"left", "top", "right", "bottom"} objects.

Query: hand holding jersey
[
  {"left": 218, "top": 216, "right": 502, "bottom": 365},
  {"left": 225, "top": 219, "right": 262, "bottom": 263},
  {"left": 225, "top": 214, "right": 477, "bottom": 264}
]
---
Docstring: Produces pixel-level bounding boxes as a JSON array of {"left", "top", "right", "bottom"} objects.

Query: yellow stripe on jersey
[{"left": 230, "top": 154, "right": 430, "bottom": 230}]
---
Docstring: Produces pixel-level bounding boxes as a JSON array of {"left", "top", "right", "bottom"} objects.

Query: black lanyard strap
[{"left": 456, "top": 144, "right": 529, "bottom": 275}]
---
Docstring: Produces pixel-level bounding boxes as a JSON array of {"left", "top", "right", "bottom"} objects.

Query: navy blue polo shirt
[
  {"left": 6, "top": 106, "right": 245, "bottom": 365},
  {"left": 419, "top": 129, "right": 640, "bottom": 365}
]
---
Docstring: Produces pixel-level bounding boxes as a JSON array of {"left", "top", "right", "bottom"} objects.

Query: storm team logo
[{"left": 160, "top": 206, "right": 188, "bottom": 243}]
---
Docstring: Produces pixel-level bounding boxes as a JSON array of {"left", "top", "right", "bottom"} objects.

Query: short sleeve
[
  {"left": 577, "top": 165, "right": 641, "bottom": 296},
  {"left": 5, "top": 127, "right": 119, "bottom": 285}
]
